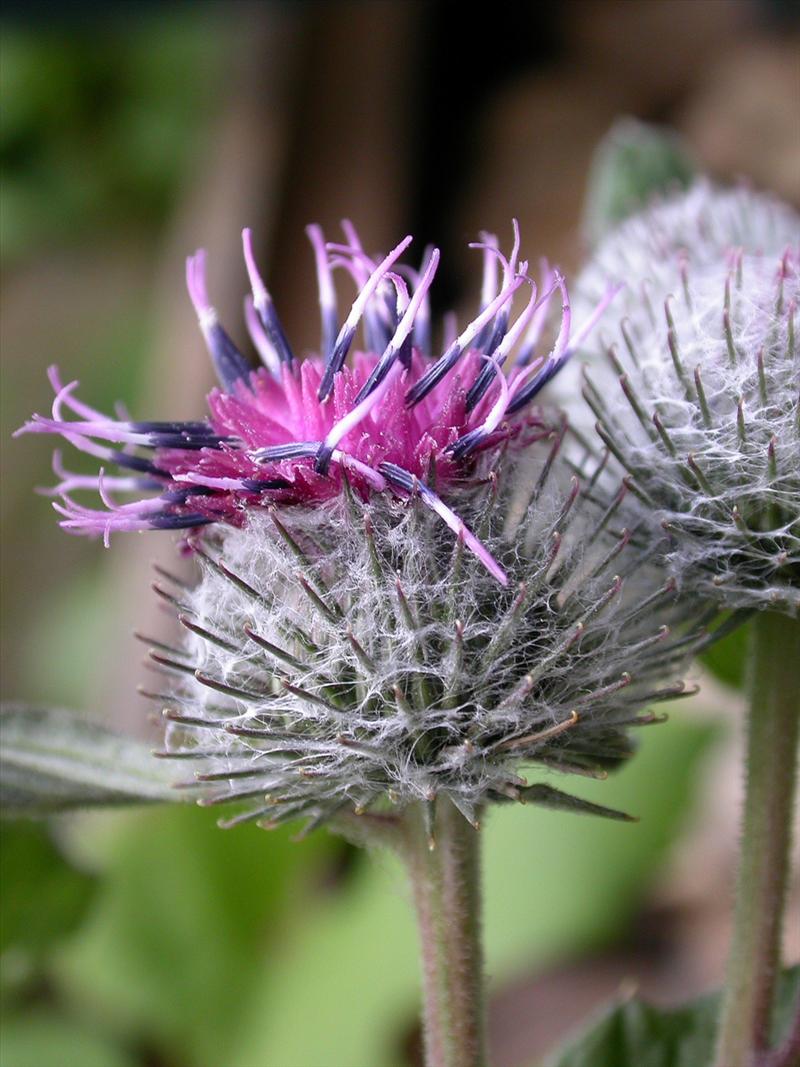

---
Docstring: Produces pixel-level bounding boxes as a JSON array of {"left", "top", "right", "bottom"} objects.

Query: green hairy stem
[
  {"left": 402, "top": 799, "right": 487, "bottom": 1067},
  {"left": 715, "top": 613, "right": 800, "bottom": 1067}
]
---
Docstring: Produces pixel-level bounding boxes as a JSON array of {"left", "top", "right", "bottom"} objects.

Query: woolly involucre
[
  {"left": 554, "top": 182, "right": 800, "bottom": 420},
  {"left": 574, "top": 179, "right": 800, "bottom": 319},
  {"left": 580, "top": 249, "right": 799, "bottom": 615},
  {"left": 150, "top": 436, "right": 708, "bottom": 835}
]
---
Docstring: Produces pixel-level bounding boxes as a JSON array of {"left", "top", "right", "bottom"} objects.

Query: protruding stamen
[
  {"left": 477, "top": 231, "right": 499, "bottom": 310},
  {"left": 244, "top": 295, "right": 281, "bottom": 378},
  {"left": 411, "top": 245, "right": 435, "bottom": 356},
  {"left": 506, "top": 273, "right": 571, "bottom": 415},
  {"left": 447, "top": 365, "right": 509, "bottom": 460},
  {"left": 378, "top": 462, "right": 508, "bottom": 585},
  {"left": 514, "top": 260, "right": 555, "bottom": 366},
  {"left": 464, "top": 276, "right": 539, "bottom": 413},
  {"left": 315, "top": 251, "right": 441, "bottom": 474},
  {"left": 42, "top": 451, "right": 158, "bottom": 498},
  {"left": 242, "top": 229, "right": 295, "bottom": 367},
  {"left": 318, "top": 235, "right": 414, "bottom": 401},
  {"left": 352, "top": 247, "right": 441, "bottom": 405},
  {"left": 306, "top": 224, "right": 338, "bottom": 357},
  {"left": 405, "top": 274, "right": 525, "bottom": 408},
  {"left": 253, "top": 442, "right": 320, "bottom": 462},
  {"left": 186, "top": 250, "right": 253, "bottom": 390},
  {"left": 333, "top": 221, "right": 393, "bottom": 353}
]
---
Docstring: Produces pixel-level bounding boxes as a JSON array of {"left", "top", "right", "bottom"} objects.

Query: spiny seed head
[
  {"left": 578, "top": 244, "right": 799, "bottom": 614},
  {"left": 150, "top": 441, "right": 706, "bottom": 834}
]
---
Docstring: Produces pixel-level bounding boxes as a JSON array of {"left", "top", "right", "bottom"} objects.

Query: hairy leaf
[
  {"left": 547, "top": 965, "right": 799, "bottom": 1067},
  {"left": 0, "top": 704, "right": 179, "bottom": 816}
]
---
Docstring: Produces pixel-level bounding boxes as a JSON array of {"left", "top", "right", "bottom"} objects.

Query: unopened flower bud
[{"left": 575, "top": 192, "right": 799, "bottom": 613}]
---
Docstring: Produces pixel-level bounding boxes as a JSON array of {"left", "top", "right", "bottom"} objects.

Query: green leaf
[
  {"left": 583, "top": 119, "right": 695, "bottom": 245},
  {"left": 0, "top": 704, "right": 180, "bottom": 816},
  {"left": 0, "top": 1010, "right": 136, "bottom": 1067},
  {"left": 701, "top": 618, "right": 749, "bottom": 690},
  {"left": 55, "top": 804, "right": 337, "bottom": 1067},
  {"left": 0, "top": 822, "right": 95, "bottom": 957},
  {"left": 547, "top": 965, "right": 799, "bottom": 1067},
  {"left": 484, "top": 714, "right": 718, "bottom": 974},
  {"left": 229, "top": 848, "right": 418, "bottom": 1067}
]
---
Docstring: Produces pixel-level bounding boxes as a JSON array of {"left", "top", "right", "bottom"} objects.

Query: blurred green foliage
[
  {"left": 1, "top": 13, "right": 226, "bottom": 263},
  {"left": 701, "top": 621, "right": 749, "bottom": 691},
  {"left": 1, "top": 714, "right": 716, "bottom": 1067},
  {"left": 0, "top": 1013, "right": 137, "bottom": 1067},
  {"left": 548, "top": 965, "right": 800, "bottom": 1067},
  {"left": 56, "top": 807, "right": 340, "bottom": 1067},
  {"left": 582, "top": 119, "right": 695, "bottom": 246},
  {"left": 0, "top": 823, "right": 95, "bottom": 961}
]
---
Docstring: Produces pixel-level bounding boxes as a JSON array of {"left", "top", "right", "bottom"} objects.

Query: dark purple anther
[
  {"left": 242, "top": 230, "right": 295, "bottom": 367},
  {"left": 253, "top": 442, "right": 321, "bottom": 463},
  {"left": 318, "top": 324, "right": 357, "bottom": 402},
  {"left": 404, "top": 340, "right": 462, "bottom": 407},
  {"left": 506, "top": 358, "right": 566, "bottom": 416},
  {"left": 446, "top": 427, "right": 486, "bottom": 461},
  {"left": 152, "top": 513, "right": 214, "bottom": 531},
  {"left": 186, "top": 250, "right": 253, "bottom": 390},
  {"left": 19, "top": 222, "right": 609, "bottom": 584},
  {"left": 465, "top": 351, "right": 509, "bottom": 412}
]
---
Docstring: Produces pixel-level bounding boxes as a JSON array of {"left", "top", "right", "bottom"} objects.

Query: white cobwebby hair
[
  {"left": 552, "top": 180, "right": 800, "bottom": 423},
  {"left": 576, "top": 179, "right": 799, "bottom": 316},
  {"left": 147, "top": 439, "right": 708, "bottom": 834},
  {"left": 577, "top": 248, "right": 799, "bottom": 614}
]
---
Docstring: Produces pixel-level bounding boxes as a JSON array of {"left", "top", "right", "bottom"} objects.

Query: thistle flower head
[
  {"left": 17, "top": 223, "right": 617, "bottom": 585},
  {"left": 554, "top": 182, "right": 800, "bottom": 414},
  {"left": 19, "top": 222, "right": 703, "bottom": 835},
  {"left": 149, "top": 441, "right": 704, "bottom": 834},
  {"left": 578, "top": 217, "right": 800, "bottom": 614}
]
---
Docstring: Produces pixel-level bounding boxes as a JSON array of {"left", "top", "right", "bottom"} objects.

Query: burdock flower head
[
  {"left": 576, "top": 189, "right": 800, "bottom": 615},
  {"left": 19, "top": 225, "right": 704, "bottom": 835},
  {"left": 575, "top": 179, "right": 799, "bottom": 318}
]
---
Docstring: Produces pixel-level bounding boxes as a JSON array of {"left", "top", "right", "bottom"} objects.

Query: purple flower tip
[{"left": 19, "top": 224, "right": 612, "bottom": 582}]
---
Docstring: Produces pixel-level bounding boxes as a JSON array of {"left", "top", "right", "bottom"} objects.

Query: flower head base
[
  {"left": 18, "top": 224, "right": 617, "bottom": 585},
  {"left": 149, "top": 439, "right": 705, "bottom": 834},
  {"left": 580, "top": 246, "right": 800, "bottom": 614}
]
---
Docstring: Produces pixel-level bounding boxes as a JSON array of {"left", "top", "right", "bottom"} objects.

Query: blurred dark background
[{"left": 1, "top": 3, "right": 798, "bottom": 1066}]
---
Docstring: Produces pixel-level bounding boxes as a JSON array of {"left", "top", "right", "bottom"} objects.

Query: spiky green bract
[
  {"left": 147, "top": 435, "right": 707, "bottom": 837},
  {"left": 580, "top": 250, "right": 799, "bottom": 615},
  {"left": 552, "top": 182, "right": 800, "bottom": 423}
]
